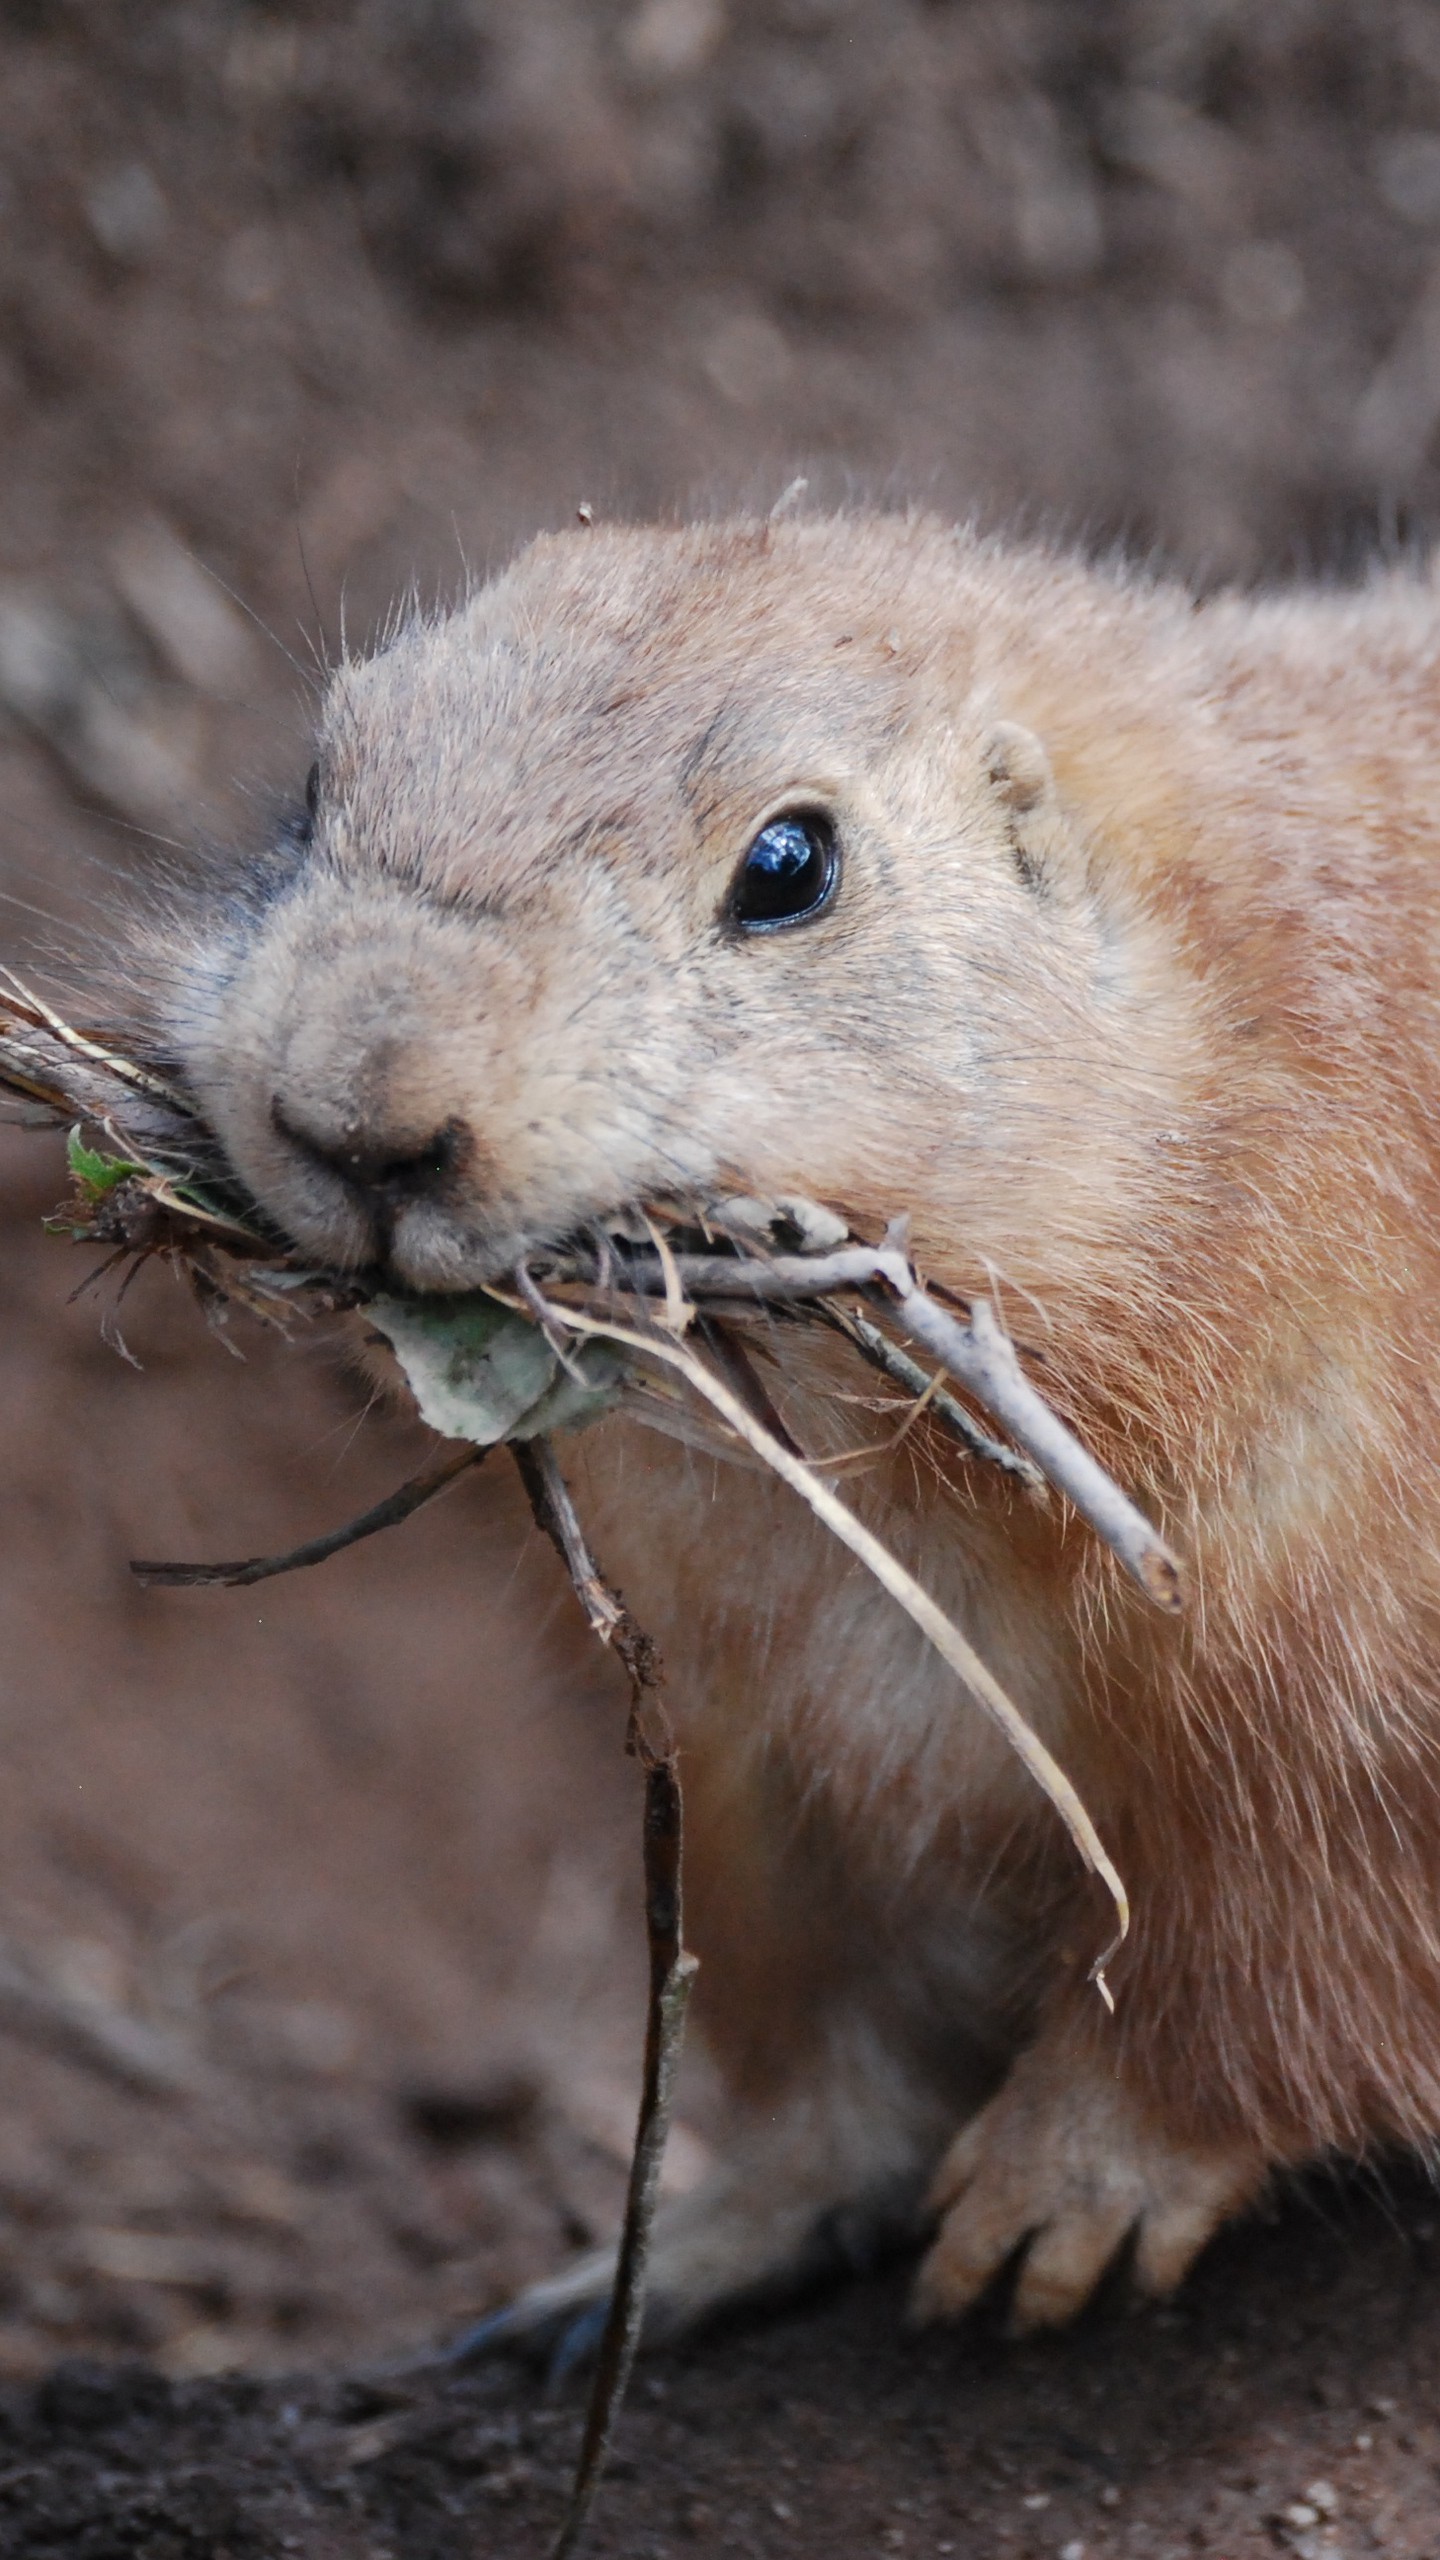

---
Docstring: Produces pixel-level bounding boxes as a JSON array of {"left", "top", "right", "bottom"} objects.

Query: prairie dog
[{"left": 142, "top": 512, "right": 1440, "bottom": 2340}]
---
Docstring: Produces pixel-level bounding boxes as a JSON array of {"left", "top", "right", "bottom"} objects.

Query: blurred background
[{"left": 0, "top": 0, "right": 1435, "bottom": 2383}]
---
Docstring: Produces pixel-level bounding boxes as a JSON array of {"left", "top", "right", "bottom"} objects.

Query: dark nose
[{"left": 272, "top": 1099, "right": 468, "bottom": 1211}]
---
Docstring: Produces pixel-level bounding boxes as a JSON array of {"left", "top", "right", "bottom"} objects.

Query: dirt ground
[{"left": 2, "top": 3, "right": 1440, "bottom": 2553}]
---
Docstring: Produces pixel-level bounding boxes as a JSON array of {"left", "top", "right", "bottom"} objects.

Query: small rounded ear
[
  {"left": 986, "top": 720, "right": 1053, "bottom": 815},
  {"left": 985, "top": 720, "right": 1079, "bottom": 897}
]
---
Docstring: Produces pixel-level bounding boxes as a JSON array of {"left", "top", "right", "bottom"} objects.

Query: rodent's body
[{"left": 147, "top": 514, "right": 1440, "bottom": 2334}]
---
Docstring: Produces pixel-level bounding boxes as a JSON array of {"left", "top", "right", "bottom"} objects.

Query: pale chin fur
[{"left": 380, "top": 1211, "right": 546, "bottom": 1293}]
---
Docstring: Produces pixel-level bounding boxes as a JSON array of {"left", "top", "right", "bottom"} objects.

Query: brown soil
[{"left": 0, "top": 4, "right": 1439, "bottom": 2553}]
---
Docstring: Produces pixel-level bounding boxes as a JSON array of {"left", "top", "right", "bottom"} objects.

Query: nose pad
[{"left": 271, "top": 1099, "right": 468, "bottom": 1213}]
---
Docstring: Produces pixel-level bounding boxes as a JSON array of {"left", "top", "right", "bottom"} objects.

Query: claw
[
  {"left": 911, "top": 2051, "right": 1266, "bottom": 2334},
  {"left": 442, "top": 2302, "right": 539, "bottom": 2367},
  {"left": 440, "top": 2247, "right": 620, "bottom": 2373},
  {"left": 545, "top": 2297, "right": 613, "bottom": 2386}
]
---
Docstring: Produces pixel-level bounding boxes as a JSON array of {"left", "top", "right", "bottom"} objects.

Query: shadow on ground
[{"left": 2, "top": 2165, "right": 1438, "bottom": 2558}]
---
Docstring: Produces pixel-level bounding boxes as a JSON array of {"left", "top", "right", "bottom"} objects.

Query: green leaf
[
  {"left": 66, "top": 1125, "right": 142, "bottom": 1198},
  {"left": 369, "top": 1291, "right": 629, "bottom": 1447}
]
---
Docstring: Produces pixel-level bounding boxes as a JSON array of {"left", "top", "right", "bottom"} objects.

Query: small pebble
[
  {"left": 1352, "top": 2433, "right": 1373, "bottom": 2452},
  {"left": 1366, "top": 2395, "right": 1397, "bottom": 2418},
  {"left": 1303, "top": 2481, "right": 1339, "bottom": 2517},
  {"left": 771, "top": 2500, "right": 793, "bottom": 2523},
  {"left": 1023, "top": 2492, "right": 1051, "bottom": 2510},
  {"left": 1280, "top": 2503, "right": 1320, "bottom": 2529},
  {"left": 1098, "top": 2486, "right": 1122, "bottom": 2509},
  {"left": 1060, "top": 2543, "right": 1087, "bottom": 2560}
]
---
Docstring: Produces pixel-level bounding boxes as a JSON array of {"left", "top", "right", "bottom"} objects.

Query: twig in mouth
[
  {"left": 513, "top": 1257, "right": 593, "bottom": 1383},
  {"left": 884, "top": 1276, "right": 1181, "bottom": 1614},
  {"left": 551, "top": 1231, "right": 1181, "bottom": 1611},
  {"left": 510, "top": 1436, "right": 697, "bottom": 2560},
  {"left": 815, "top": 1302, "right": 1045, "bottom": 1493},
  {"left": 510, "top": 1436, "right": 625, "bottom": 1651},
  {"left": 0, "top": 967, "right": 189, "bottom": 1110},
  {"left": 640, "top": 1212, "right": 691, "bottom": 1337},
  {"left": 514, "top": 1288, "right": 1129, "bottom": 2003},
  {"left": 129, "top": 1445, "right": 485, "bottom": 1588}
]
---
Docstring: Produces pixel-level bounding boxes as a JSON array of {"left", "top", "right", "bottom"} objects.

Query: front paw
[
  {"left": 911, "top": 2045, "right": 1265, "bottom": 2335},
  {"left": 444, "top": 2255, "right": 619, "bottom": 2381}
]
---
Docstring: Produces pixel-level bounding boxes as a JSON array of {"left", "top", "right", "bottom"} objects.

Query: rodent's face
[{"left": 160, "top": 518, "right": 1144, "bottom": 1292}]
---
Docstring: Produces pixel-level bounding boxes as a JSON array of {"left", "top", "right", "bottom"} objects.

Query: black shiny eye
[{"left": 730, "top": 812, "right": 839, "bottom": 931}]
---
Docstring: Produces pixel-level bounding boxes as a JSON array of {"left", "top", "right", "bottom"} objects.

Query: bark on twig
[
  {"left": 0, "top": 974, "right": 209, "bottom": 1162},
  {"left": 552, "top": 1761, "right": 696, "bottom": 2560},
  {"left": 816, "top": 1303, "right": 1045, "bottom": 1493},
  {"left": 879, "top": 1270, "right": 1183, "bottom": 1614},
  {"left": 556, "top": 1235, "right": 1181, "bottom": 1610},
  {"left": 511, "top": 1437, "right": 697, "bottom": 2560},
  {"left": 518, "top": 1298, "right": 1129, "bottom": 2000},
  {"left": 130, "top": 1446, "right": 485, "bottom": 1588},
  {"left": 509, "top": 1443, "right": 696, "bottom": 2560},
  {"left": 510, "top": 1437, "right": 625, "bottom": 1650}
]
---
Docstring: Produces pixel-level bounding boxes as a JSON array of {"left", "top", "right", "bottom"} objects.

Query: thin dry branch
[
  {"left": 511, "top": 1437, "right": 697, "bottom": 2560},
  {"left": 0, "top": 968, "right": 188, "bottom": 1110},
  {"left": 511, "top": 1437, "right": 625, "bottom": 1652},
  {"left": 815, "top": 1302, "right": 1045, "bottom": 1493},
  {"left": 555, "top": 1763, "right": 695, "bottom": 2560},
  {"left": 878, "top": 1257, "right": 1183, "bottom": 1615},
  {"left": 0, "top": 977, "right": 208, "bottom": 1161},
  {"left": 515, "top": 1290, "right": 1129, "bottom": 2000},
  {"left": 131, "top": 1446, "right": 485, "bottom": 1589},
  {"left": 552, "top": 1231, "right": 1181, "bottom": 1610}
]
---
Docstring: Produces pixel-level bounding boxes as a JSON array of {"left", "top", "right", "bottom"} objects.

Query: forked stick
[{"left": 815, "top": 1302, "right": 1044, "bottom": 1493}]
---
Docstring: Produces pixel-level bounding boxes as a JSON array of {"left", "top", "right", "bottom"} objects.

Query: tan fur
[{"left": 139, "top": 513, "right": 1440, "bottom": 2334}]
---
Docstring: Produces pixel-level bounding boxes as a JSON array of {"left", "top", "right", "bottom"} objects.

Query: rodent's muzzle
[
  {"left": 258, "top": 1065, "right": 498, "bottom": 1283},
  {"left": 189, "top": 875, "right": 702, "bottom": 1290}
]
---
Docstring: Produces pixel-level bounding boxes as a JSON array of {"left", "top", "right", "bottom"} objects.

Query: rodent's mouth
[
  {"left": 247, "top": 1181, "right": 682, "bottom": 1301},
  {"left": 367, "top": 1200, "right": 696, "bottom": 1300},
  {"left": 294, "top": 1191, "right": 779, "bottom": 1305}
]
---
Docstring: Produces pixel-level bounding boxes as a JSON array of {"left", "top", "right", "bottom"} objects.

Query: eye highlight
[{"left": 730, "top": 812, "right": 839, "bottom": 931}]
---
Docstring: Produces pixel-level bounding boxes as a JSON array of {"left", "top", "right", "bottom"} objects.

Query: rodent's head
[{"left": 152, "top": 514, "right": 1181, "bottom": 1293}]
